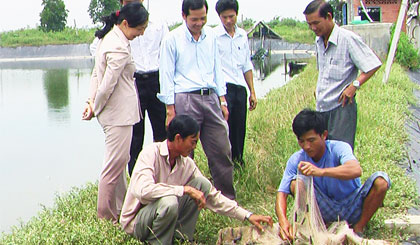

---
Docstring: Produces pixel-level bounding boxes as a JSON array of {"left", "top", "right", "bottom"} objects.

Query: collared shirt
[
  {"left": 130, "top": 17, "right": 169, "bottom": 73},
  {"left": 278, "top": 140, "right": 360, "bottom": 201},
  {"left": 214, "top": 24, "right": 253, "bottom": 88},
  {"left": 157, "top": 23, "right": 226, "bottom": 105},
  {"left": 315, "top": 24, "right": 381, "bottom": 112},
  {"left": 120, "top": 140, "right": 248, "bottom": 234}
]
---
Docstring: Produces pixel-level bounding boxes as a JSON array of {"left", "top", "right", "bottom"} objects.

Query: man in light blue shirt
[
  {"left": 304, "top": 0, "right": 382, "bottom": 149},
  {"left": 214, "top": 0, "right": 257, "bottom": 166},
  {"left": 275, "top": 109, "right": 390, "bottom": 240},
  {"left": 158, "top": 0, "right": 236, "bottom": 199}
]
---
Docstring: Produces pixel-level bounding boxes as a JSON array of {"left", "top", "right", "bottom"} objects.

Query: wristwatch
[
  {"left": 221, "top": 101, "right": 228, "bottom": 107},
  {"left": 352, "top": 80, "right": 361, "bottom": 90}
]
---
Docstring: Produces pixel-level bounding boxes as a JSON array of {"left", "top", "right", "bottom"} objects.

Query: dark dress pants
[
  {"left": 226, "top": 83, "right": 247, "bottom": 165},
  {"left": 128, "top": 72, "right": 167, "bottom": 176}
]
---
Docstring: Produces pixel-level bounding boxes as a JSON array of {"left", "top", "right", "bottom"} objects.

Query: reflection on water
[{"left": 43, "top": 69, "right": 70, "bottom": 122}]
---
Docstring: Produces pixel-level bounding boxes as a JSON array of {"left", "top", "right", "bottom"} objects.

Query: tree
[
  {"left": 39, "top": 0, "right": 68, "bottom": 32},
  {"left": 88, "top": 0, "right": 120, "bottom": 24}
]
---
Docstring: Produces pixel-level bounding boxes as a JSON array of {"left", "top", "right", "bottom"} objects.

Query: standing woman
[{"left": 82, "top": 2, "right": 148, "bottom": 223}]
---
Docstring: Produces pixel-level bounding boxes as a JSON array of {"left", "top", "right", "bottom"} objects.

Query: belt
[
  {"left": 134, "top": 71, "right": 159, "bottom": 80},
  {"left": 187, "top": 88, "right": 214, "bottom": 95}
]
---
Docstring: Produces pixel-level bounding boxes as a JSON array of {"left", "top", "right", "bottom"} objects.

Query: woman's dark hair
[
  {"left": 182, "top": 0, "right": 208, "bottom": 16},
  {"left": 292, "top": 108, "right": 327, "bottom": 139},
  {"left": 303, "top": 0, "right": 334, "bottom": 19},
  {"left": 95, "top": 2, "right": 149, "bottom": 39},
  {"left": 215, "top": 0, "right": 239, "bottom": 15},
  {"left": 167, "top": 115, "right": 200, "bottom": 142}
]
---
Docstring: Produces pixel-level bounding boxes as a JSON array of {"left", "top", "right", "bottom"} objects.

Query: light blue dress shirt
[
  {"left": 315, "top": 24, "right": 381, "bottom": 112},
  {"left": 214, "top": 24, "right": 253, "bottom": 88},
  {"left": 158, "top": 23, "right": 226, "bottom": 105}
]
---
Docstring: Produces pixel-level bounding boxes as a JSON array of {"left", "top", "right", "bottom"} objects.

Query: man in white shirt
[
  {"left": 215, "top": 0, "right": 257, "bottom": 166},
  {"left": 158, "top": 0, "right": 236, "bottom": 199},
  {"left": 126, "top": 0, "right": 168, "bottom": 176}
]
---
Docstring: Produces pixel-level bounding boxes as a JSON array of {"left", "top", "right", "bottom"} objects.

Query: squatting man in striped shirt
[
  {"left": 304, "top": 0, "right": 382, "bottom": 149},
  {"left": 276, "top": 109, "right": 390, "bottom": 240}
]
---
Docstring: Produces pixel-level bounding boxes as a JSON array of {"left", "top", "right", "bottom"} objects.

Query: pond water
[{"left": 0, "top": 54, "right": 303, "bottom": 233}]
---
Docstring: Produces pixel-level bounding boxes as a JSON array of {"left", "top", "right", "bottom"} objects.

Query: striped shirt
[{"left": 315, "top": 24, "right": 381, "bottom": 112}]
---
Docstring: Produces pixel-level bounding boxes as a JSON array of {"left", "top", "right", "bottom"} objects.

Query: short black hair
[
  {"left": 292, "top": 108, "right": 326, "bottom": 139},
  {"left": 182, "top": 0, "right": 208, "bottom": 16},
  {"left": 303, "top": 0, "right": 334, "bottom": 19},
  {"left": 167, "top": 115, "right": 200, "bottom": 142},
  {"left": 215, "top": 0, "right": 238, "bottom": 15}
]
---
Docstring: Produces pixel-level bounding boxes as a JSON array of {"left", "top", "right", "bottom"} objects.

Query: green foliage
[
  {"left": 0, "top": 61, "right": 417, "bottom": 244},
  {"left": 169, "top": 22, "right": 182, "bottom": 31},
  {"left": 328, "top": 0, "right": 343, "bottom": 25},
  {"left": 39, "top": 0, "right": 68, "bottom": 32},
  {"left": 0, "top": 28, "right": 96, "bottom": 47},
  {"left": 238, "top": 17, "right": 255, "bottom": 31},
  {"left": 390, "top": 24, "right": 420, "bottom": 69},
  {"left": 265, "top": 17, "right": 315, "bottom": 44},
  {"left": 88, "top": 0, "right": 121, "bottom": 24}
]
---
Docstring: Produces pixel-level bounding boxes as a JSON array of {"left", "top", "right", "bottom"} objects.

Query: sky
[{"left": 1, "top": 0, "right": 310, "bottom": 32}]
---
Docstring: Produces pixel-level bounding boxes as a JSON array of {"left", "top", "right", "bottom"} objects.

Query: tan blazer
[{"left": 89, "top": 26, "right": 141, "bottom": 126}]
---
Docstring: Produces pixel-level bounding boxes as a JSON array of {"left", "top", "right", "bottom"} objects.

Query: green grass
[
  {"left": 0, "top": 27, "right": 96, "bottom": 47},
  {"left": 1, "top": 60, "right": 418, "bottom": 244}
]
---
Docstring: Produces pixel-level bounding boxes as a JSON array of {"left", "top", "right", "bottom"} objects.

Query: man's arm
[
  {"left": 339, "top": 66, "right": 380, "bottom": 106},
  {"left": 275, "top": 192, "right": 293, "bottom": 241},
  {"left": 298, "top": 160, "right": 362, "bottom": 179},
  {"left": 243, "top": 70, "right": 257, "bottom": 110}
]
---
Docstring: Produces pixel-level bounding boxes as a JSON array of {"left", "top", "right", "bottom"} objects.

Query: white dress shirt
[{"left": 214, "top": 24, "right": 253, "bottom": 88}]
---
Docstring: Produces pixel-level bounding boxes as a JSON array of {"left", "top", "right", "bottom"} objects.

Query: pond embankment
[{"left": 0, "top": 44, "right": 92, "bottom": 62}]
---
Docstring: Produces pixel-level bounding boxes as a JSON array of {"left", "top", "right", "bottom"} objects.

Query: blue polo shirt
[{"left": 278, "top": 140, "right": 360, "bottom": 201}]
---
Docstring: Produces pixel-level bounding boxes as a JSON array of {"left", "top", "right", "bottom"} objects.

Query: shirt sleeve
[
  {"left": 348, "top": 34, "right": 382, "bottom": 73},
  {"left": 93, "top": 49, "right": 131, "bottom": 116},
  {"left": 213, "top": 35, "right": 227, "bottom": 97},
  {"left": 242, "top": 33, "right": 253, "bottom": 73},
  {"left": 335, "top": 141, "right": 357, "bottom": 165},
  {"left": 157, "top": 34, "right": 176, "bottom": 105},
  {"left": 277, "top": 153, "right": 300, "bottom": 194}
]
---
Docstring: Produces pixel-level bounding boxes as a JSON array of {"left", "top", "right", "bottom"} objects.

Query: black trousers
[
  {"left": 128, "top": 71, "right": 166, "bottom": 176},
  {"left": 226, "top": 83, "right": 247, "bottom": 165}
]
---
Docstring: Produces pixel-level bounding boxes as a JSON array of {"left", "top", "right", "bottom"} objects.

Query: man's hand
[
  {"left": 278, "top": 219, "right": 293, "bottom": 241},
  {"left": 298, "top": 161, "right": 323, "bottom": 177},
  {"left": 249, "top": 93, "right": 257, "bottom": 111},
  {"left": 247, "top": 214, "right": 273, "bottom": 232},
  {"left": 165, "top": 104, "right": 176, "bottom": 128},
  {"left": 183, "top": 186, "right": 206, "bottom": 210},
  {"left": 338, "top": 85, "right": 356, "bottom": 107},
  {"left": 220, "top": 96, "right": 229, "bottom": 121}
]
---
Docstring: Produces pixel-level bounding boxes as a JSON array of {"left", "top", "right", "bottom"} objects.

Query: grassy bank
[
  {"left": 1, "top": 60, "right": 418, "bottom": 244},
  {"left": 0, "top": 28, "right": 95, "bottom": 48}
]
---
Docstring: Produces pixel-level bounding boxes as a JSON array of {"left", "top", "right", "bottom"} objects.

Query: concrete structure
[
  {"left": 342, "top": 23, "right": 392, "bottom": 60},
  {"left": 352, "top": 0, "right": 403, "bottom": 23},
  {"left": 385, "top": 215, "right": 420, "bottom": 235}
]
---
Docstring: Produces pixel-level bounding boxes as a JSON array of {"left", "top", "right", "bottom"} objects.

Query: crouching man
[
  {"left": 120, "top": 115, "right": 273, "bottom": 244},
  {"left": 275, "top": 109, "right": 390, "bottom": 240}
]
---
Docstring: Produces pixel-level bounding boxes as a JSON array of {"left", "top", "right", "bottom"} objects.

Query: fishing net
[{"left": 216, "top": 173, "right": 393, "bottom": 244}]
